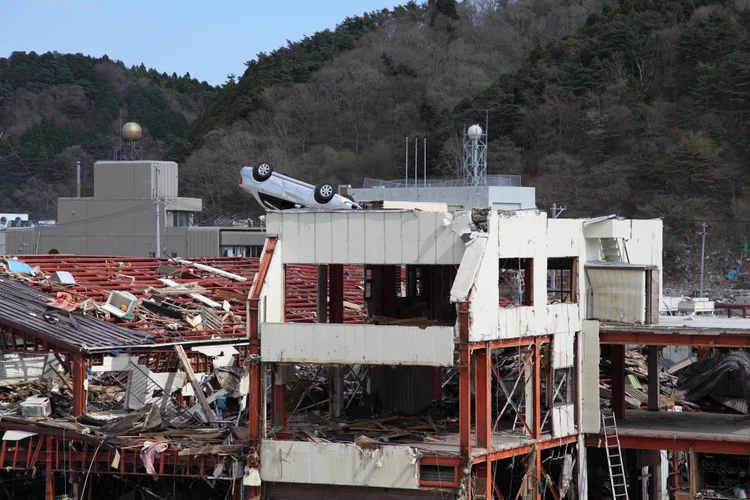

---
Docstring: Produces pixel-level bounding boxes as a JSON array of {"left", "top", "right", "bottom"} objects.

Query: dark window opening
[
  {"left": 365, "top": 264, "right": 457, "bottom": 326},
  {"left": 419, "top": 463, "right": 458, "bottom": 487},
  {"left": 499, "top": 258, "right": 534, "bottom": 307},
  {"left": 48, "top": 249, "right": 59, "bottom": 254},
  {"left": 547, "top": 257, "right": 578, "bottom": 304}
]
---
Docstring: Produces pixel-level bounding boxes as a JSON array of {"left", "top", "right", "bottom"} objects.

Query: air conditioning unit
[{"left": 21, "top": 395, "right": 51, "bottom": 417}]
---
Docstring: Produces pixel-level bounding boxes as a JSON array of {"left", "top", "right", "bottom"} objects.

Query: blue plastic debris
[
  {"left": 728, "top": 268, "right": 740, "bottom": 280},
  {"left": 216, "top": 395, "right": 227, "bottom": 409},
  {"left": 4, "top": 259, "right": 33, "bottom": 275}
]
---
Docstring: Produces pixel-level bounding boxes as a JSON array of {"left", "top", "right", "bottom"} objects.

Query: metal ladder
[{"left": 601, "top": 410, "right": 629, "bottom": 500}]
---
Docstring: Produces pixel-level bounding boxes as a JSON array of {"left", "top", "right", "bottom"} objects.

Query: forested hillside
[
  {"left": 5, "top": 0, "right": 750, "bottom": 287},
  {"left": 0, "top": 52, "right": 213, "bottom": 217}
]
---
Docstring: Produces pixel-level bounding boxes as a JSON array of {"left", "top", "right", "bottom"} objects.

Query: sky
[{"left": 3, "top": 0, "right": 406, "bottom": 86}]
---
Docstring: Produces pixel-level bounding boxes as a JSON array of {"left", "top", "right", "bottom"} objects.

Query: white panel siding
[
  {"left": 384, "top": 211, "right": 403, "bottom": 263},
  {"left": 270, "top": 211, "right": 468, "bottom": 265},
  {"left": 546, "top": 219, "right": 582, "bottom": 258},
  {"left": 552, "top": 404, "right": 576, "bottom": 438},
  {"left": 297, "top": 213, "right": 316, "bottom": 263},
  {"left": 552, "top": 331, "right": 575, "bottom": 369},
  {"left": 418, "top": 211, "right": 437, "bottom": 263},
  {"left": 330, "top": 213, "right": 349, "bottom": 262},
  {"left": 401, "top": 211, "right": 420, "bottom": 264},
  {"left": 547, "top": 303, "right": 580, "bottom": 335},
  {"left": 281, "top": 214, "right": 299, "bottom": 263},
  {"left": 261, "top": 440, "right": 419, "bottom": 489},
  {"left": 587, "top": 268, "right": 646, "bottom": 323},
  {"left": 364, "top": 212, "right": 386, "bottom": 264},
  {"left": 260, "top": 323, "right": 455, "bottom": 366},
  {"left": 314, "top": 212, "right": 332, "bottom": 263},
  {"left": 581, "top": 320, "right": 601, "bottom": 434},
  {"left": 348, "top": 213, "right": 366, "bottom": 263}
]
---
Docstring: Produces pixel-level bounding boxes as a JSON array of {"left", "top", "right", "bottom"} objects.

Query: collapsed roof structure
[{"left": 3, "top": 207, "right": 750, "bottom": 500}]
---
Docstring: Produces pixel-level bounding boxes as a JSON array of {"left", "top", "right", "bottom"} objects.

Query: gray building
[
  {"left": 7, "top": 161, "right": 265, "bottom": 257},
  {"left": 350, "top": 175, "right": 536, "bottom": 210}
]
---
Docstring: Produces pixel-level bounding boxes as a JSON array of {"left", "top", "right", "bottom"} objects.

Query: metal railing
[{"left": 361, "top": 175, "right": 522, "bottom": 189}]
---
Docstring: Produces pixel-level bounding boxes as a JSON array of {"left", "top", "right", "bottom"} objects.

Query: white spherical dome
[{"left": 467, "top": 124, "right": 483, "bottom": 140}]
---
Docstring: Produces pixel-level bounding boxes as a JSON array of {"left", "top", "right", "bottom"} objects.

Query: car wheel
[
  {"left": 314, "top": 183, "right": 335, "bottom": 204},
  {"left": 252, "top": 162, "right": 273, "bottom": 182}
]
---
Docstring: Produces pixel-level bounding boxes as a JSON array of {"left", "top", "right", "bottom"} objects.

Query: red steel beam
[
  {"left": 476, "top": 347, "right": 491, "bottom": 451},
  {"left": 473, "top": 435, "right": 578, "bottom": 464},
  {"left": 586, "top": 434, "right": 750, "bottom": 455},
  {"left": 601, "top": 330, "right": 750, "bottom": 348},
  {"left": 246, "top": 238, "right": 276, "bottom": 500},
  {"left": 71, "top": 355, "right": 87, "bottom": 416},
  {"left": 470, "top": 335, "right": 552, "bottom": 352},
  {"left": 458, "top": 301, "right": 471, "bottom": 458}
]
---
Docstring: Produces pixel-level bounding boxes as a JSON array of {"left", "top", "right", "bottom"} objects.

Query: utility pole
[
  {"left": 551, "top": 203, "right": 566, "bottom": 218},
  {"left": 699, "top": 223, "right": 708, "bottom": 297},
  {"left": 155, "top": 166, "right": 161, "bottom": 258}
]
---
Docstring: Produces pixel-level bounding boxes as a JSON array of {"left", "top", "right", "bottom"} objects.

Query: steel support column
[
  {"left": 328, "top": 264, "right": 344, "bottom": 323},
  {"left": 648, "top": 346, "right": 659, "bottom": 412},
  {"left": 476, "top": 347, "right": 491, "bottom": 450},
  {"left": 246, "top": 238, "right": 276, "bottom": 500},
  {"left": 45, "top": 436, "right": 55, "bottom": 500},
  {"left": 71, "top": 355, "right": 86, "bottom": 416},
  {"left": 432, "top": 367, "right": 442, "bottom": 401},
  {"left": 611, "top": 344, "right": 626, "bottom": 419},
  {"left": 458, "top": 302, "right": 471, "bottom": 458},
  {"left": 533, "top": 338, "right": 542, "bottom": 500}
]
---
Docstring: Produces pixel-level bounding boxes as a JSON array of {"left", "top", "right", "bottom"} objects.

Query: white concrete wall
[
  {"left": 261, "top": 323, "right": 455, "bottom": 366},
  {"left": 581, "top": 320, "right": 600, "bottom": 434},
  {"left": 266, "top": 210, "right": 471, "bottom": 265},
  {"left": 259, "top": 240, "right": 285, "bottom": 324},
  {"left": 260, "top": 440, "right": 419, "bottom": 489},
  {"left": 469, "top": 211, "right": 499, "bottom": 341}
]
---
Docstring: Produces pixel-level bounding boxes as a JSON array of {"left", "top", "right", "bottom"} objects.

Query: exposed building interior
[{"left": 1, "top": 206, "right": 750, "bottom": 499}]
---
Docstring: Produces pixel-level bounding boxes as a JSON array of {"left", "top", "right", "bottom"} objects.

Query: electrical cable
[{"left": 0, "top": 132, "right": 57, "bottom": 206}]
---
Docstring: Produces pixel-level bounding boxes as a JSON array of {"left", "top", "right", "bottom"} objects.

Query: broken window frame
[{"left": 499, "top": 258, "right": 534, "bottom": 307}]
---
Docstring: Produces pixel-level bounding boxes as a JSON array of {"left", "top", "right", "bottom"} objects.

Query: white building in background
[{"left": 350, "top": 175, "right": 536, "bottom": 210}]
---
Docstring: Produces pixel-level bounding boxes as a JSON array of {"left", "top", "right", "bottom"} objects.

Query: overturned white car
[{"left": 239, "top": 163, "right": 360, "bottom": 210}]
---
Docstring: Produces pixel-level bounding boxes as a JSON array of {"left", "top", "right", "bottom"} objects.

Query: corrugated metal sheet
[
  {"left": 0, "top": 278, "right": 153, "bottom": 352},
  {"left": 260, "top": 323, "right": 455, "bottom": 366},
  {"left": 265, "top": 482, "right": 454, "bottom": 500},
  {"left": 586, "top": 267, "right": 646, "bottom": 323}
]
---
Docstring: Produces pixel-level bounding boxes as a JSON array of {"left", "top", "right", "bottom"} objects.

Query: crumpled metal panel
[{"left": 0, "top": 278, "right": 153, "bottom": 352}]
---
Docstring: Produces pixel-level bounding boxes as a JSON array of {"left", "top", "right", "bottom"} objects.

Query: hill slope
[{"left": 0, "top": 51, "right": 213, "bottom": 218}]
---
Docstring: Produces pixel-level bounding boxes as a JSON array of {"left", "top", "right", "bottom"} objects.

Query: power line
[{"left": 0, "top": 131, "right": 57, "bottom": 207}]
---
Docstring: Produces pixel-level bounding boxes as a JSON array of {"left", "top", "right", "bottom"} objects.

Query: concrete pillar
[
  {"left": 648, "top": 346, "right": 660, "bottom": 411},
  {"left": 650, "top": 450, "right": 664, "bottom": 500},
  {"left": 611, "top": 345, "right": 626, "bottom": 419},
  {"left": 272, "top": 366, "right": 286, "bottom": 426}
]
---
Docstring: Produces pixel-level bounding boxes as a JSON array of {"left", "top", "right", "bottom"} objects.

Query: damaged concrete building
[{"left": 2, "top": 204, "right": 750, "bottom": 499}]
